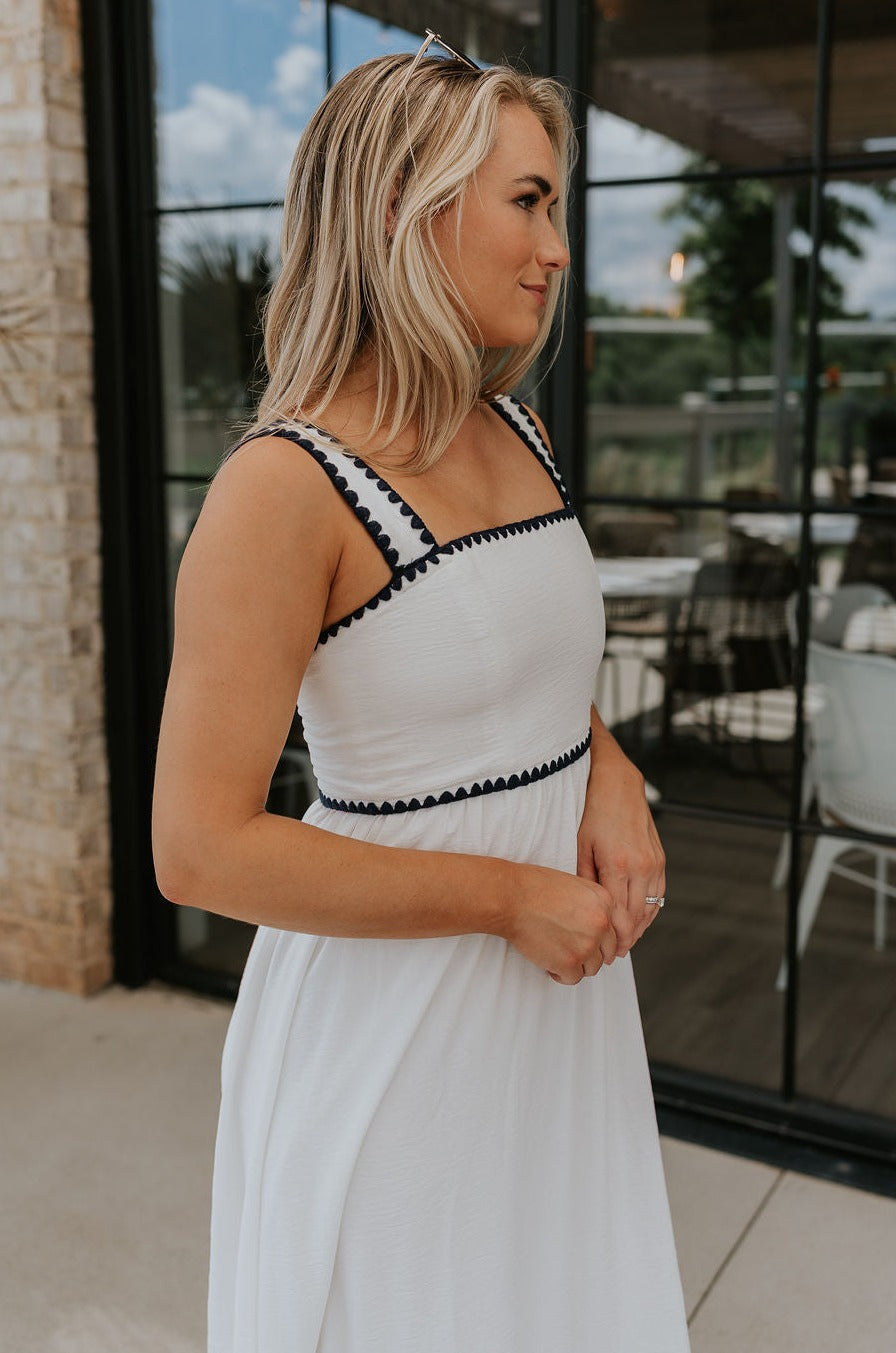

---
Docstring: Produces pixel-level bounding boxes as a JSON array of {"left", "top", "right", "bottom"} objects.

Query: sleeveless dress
[{"left": 207, "top": 395, "right": 690, "bottom": 1353}]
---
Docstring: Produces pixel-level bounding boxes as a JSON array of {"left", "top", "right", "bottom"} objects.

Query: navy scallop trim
[
  {"left": 491, "top": 397, "right": 572, "bottom": 510},
  {"left": 318, "top": 729, "right": 592, "bottom": 814},
  {"left": 317, "top": 505, "right": 575, "bottom": 645},
  {"left": 301, "top": 419, "right": 437, "bottom": 549},
  {"left": 239, "top": 424, "right": 405, "bottom": 570}
]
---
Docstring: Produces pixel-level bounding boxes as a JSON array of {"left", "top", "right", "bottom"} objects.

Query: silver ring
[{"left": 645, "top": 895, "right": 665, "bottom": 908}]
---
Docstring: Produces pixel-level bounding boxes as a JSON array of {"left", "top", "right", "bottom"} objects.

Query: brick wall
[{"left": 0, "top": 0, "right": 113, "bottom": 992}]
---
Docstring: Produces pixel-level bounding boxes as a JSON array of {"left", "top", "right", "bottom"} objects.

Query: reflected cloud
[
  {"left": 159, "top": 84, "right": 301, "bottom": 205},
  {"left": 586, "top": 183, "right": 683, "bottom": 309},
  {"left": 587, "top": 107, "right": 688, "bottom": 182},
  {"left": 271, "top": 42, "right": 325, "bottom": 114}
]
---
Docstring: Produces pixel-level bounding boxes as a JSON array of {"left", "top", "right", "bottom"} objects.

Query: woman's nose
[{"left": 537, "top": 221, "right": 570, "bottom": 272}]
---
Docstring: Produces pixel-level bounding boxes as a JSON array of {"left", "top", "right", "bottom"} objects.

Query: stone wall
[{"left": 0, "top": 0, "right": 112, "bottom": 992}]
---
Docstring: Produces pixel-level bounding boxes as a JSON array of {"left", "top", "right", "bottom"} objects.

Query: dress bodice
[{"left": 242, "top": 396, "right": 605, "bottom": 810}]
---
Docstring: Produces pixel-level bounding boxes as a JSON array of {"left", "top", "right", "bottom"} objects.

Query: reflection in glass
[
  {"left": 634, "top": 816, "right": 785, "bottom": 1093},
  {"left": 592, "top": 509, "right": 798, "bottom": 815},
  {"left": 830, "top": 3, "right": 896, "bottom": 160},
  {"left": 159, "top": 207, "right": 281, "bottom": 479},
  {"left": 153, "top": 0, "right": 326, "bottom": 208},
  {"left": 792, "top": 640, "right": 896, "bottom": 1121},
  {"left": 840, "top": 514, "right": 896, "bottom": 600},
  {"left": 585, "top": 181, "right": 809, "bottom": 503},
  {"left": 330, "top": 2, "right": 541, "bottom": 80},
  {"left": 330, "top": 4, "right": 417, "bottom": 82},
  {"left": 815, "top": 176, "right": 896, "bottom": 521},
  {"left": 590, "top": 0, "right": 816, "bottom": 179},
  {"left": 175, "top": 907, "right": 255, "bottom": 979}
]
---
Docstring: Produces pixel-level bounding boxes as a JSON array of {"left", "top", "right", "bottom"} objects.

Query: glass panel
[
  {"left": 589, "top": 0, "right": 816, "bottom": 181},
  {"left": 175, "top": 907, "right": 255, "bottom": 977},
  {"left": 330, "top": 4, "right": 417, "bottom": 82},
  {"left": 793, "top": 636, "right": 896, "bottom": 1118},
  {"left": 159, "top": 206, "right": 281, "bottom": 480},
  {"left": 586, "top": 180, "right": 810, "bottom": 503},
  {"left": 592, "top": 509, "right": 798, "bottom": 816},
  {"left": 153, "top": 0, "right": 327, "bottom": 208},
  {"left": 635, "top": 816, "right": 785, "bottom": 1093},
  {"left": 814, "top": 173, "right": 896, "bottom": 522},
  {"left": 838, "top": 509, "right": 896, "bottom": 602},
  {"left": 829, "top": 1, "right": 896, "bottom": 161},
  {"left": 330, "top": 1, "right": 541, "bottom": 78}
]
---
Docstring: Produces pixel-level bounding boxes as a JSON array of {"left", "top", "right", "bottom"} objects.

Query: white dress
[{"left": 207, "top": 396, "right": 690, "bottom": 1352}]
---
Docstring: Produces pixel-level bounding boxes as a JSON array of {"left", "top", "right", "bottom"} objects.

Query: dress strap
[
  {"left": 235, "top": 422, "right": 436, "bottom": 572},
  {"left": 491, "top": 395, "right": 572, "bottom": 510}
]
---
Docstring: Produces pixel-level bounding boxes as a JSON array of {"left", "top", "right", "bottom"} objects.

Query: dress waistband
[{"left": 317, "top": 730, "right": 591, "bottom": 816}]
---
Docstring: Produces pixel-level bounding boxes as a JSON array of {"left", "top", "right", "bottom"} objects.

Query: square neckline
[{"left": 301, "top": 396, "right": 570, "bottom": 552}]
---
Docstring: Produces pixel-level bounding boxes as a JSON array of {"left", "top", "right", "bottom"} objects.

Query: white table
[
  {"left": 593, "top": 557, "right": 700, "bottom": 743},
  {"left": 595, "top": 555, "right": 701, "bottom": 599},
  {"left": 866, "top": 481, "right": 896, "bottom": 500},
  {"left": 727, "top": 512, "right": 859, "bottom": 547}
]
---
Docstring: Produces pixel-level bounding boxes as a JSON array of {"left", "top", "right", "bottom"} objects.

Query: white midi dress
[{"left": 207, "top": 395, "right": 690, "bottom": 1353}]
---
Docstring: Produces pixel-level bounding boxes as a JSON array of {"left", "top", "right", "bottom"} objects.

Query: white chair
[
  {"left": 794, "top": 583, "right": 893, "bottom": 647},
  {"left": 775, "top": 641, "right": 896, "bottom": 990},
  {"left": 771, "top": 582, "right": 894, "bottom": 890}
]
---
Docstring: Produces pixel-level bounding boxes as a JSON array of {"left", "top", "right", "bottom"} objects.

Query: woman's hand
[
  {"left": 576, "top": 708, "right": 666, "bottom": 958},
  {"left": 502, "top": 864, "right": 618, "bottom": 985}
]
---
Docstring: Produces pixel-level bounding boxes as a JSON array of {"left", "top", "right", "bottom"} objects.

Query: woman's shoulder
[{"left": 202, "top": 422, "right": 349, "bottom": 559}]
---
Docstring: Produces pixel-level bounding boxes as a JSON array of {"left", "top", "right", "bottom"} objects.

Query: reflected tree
[
  {"left": 162, "top": 233, "right": 276, "bottom": 414},
  {"left": 662, "top": 163, "right": 894, "bottom": 393}
]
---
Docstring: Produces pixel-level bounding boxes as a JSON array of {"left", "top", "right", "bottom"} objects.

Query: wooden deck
[{"left": 635, "top": 810, "right": 896, "bottom": 1123}]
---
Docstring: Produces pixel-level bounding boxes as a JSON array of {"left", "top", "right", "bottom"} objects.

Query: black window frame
[{"left": 82, "top": 0, "right": 896, "bottom": 1189}]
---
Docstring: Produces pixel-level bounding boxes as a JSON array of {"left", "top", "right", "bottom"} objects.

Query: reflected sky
[
  {"left": 153, "top": 1, "right": 417, "bottom": 207},
  {"left": 152, "top": 1, "right": 896, "bottom": 320}
]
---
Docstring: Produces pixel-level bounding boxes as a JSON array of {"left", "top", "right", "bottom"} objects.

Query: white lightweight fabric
[{"left": 208, "top": 396, "right": 690, "bottom": 1353}]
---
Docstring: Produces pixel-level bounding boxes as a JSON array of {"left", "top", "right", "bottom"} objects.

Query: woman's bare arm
[{"left": 151, "top": 437, "right": 617, "bottom": 981}]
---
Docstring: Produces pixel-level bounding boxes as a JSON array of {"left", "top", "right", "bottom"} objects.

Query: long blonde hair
[{"left": 254, "top": 52, "right": 575, "bottom": 471}]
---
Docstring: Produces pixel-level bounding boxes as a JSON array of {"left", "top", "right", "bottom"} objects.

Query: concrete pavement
[{"left": 2, "top": 980, "right": 895, "bottom": 1351}]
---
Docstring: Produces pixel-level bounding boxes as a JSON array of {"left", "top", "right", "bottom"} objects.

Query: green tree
[{"left": 663, "top": 163, "right": 891, "bottom": 391}]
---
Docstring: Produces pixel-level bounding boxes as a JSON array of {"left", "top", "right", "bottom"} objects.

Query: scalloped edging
[
  {"left": 317, "top": 506, "right": 576, "bottom": 644},
  {"left": 238, "top": 425, "right": 404, "bottom": 570},
  {"left": 317, "top": 729, "right": 592, "bottom": 814},
  {"left": 491, "top": 395, "right": 572, "bottom": 510},
  {"left": 300, "top": 419, "right": 437, "bottom": 549}
]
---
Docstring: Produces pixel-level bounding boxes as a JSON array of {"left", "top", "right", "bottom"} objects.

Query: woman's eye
[{"left": 516, "top": 194, "right": 539, "bottom": 211}]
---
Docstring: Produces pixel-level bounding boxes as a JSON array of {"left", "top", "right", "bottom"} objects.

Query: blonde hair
[{"left": 253, "top": 52, "right": 575, "bottom": 472}]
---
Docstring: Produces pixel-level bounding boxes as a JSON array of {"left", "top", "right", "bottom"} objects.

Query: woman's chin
[{"left": 482, "top": 321, "right": 541, "bottom": 349}]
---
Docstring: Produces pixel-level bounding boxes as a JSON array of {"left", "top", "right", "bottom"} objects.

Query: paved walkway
[{"left": 3, "top": 980, "right": 896, "bottom": 1351}]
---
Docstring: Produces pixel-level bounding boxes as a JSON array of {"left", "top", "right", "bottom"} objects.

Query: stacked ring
[{"left": 644, "top": 896, "right": 665, "bottom": 907}]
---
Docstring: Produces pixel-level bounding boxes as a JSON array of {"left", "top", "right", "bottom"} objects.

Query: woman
[{"left": 153, "top": 39, "right": 689, "bottom": 1353}]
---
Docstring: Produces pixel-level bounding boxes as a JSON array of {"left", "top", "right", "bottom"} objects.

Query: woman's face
[{"left": 432, "top": 102, "right": 570, "bottom": 348}]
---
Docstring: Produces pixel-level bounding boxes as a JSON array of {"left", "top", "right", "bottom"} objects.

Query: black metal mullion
[
  {"left": 582, "top": 490, "right": 896, "bottom": 518},
  {"left": 585, "top": 150, "right": 896, "bottom": 192},
  {"left": 782, "top": 0, "right": 836, "bottom": 1102},
  {"left": 542, "top": 0, "right": 591, "bottom": 506},
  {"left": 81, "top": 0, "right": 174, "bottom": 986},
  {"left": 325, "top": 0, "right": 335, "bottom": 90},
  {"left": 157, "top": 198, "right": 283, "bottom": 216}
]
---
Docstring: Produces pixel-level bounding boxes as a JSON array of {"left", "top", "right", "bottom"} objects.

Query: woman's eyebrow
[{"left": 512, "top": 174, "right": 555, "bottom": 197}]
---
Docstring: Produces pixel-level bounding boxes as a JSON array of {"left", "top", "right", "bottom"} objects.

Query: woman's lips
[{"left": 521, "top": 284, "right": 547, "bottom": 305}]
